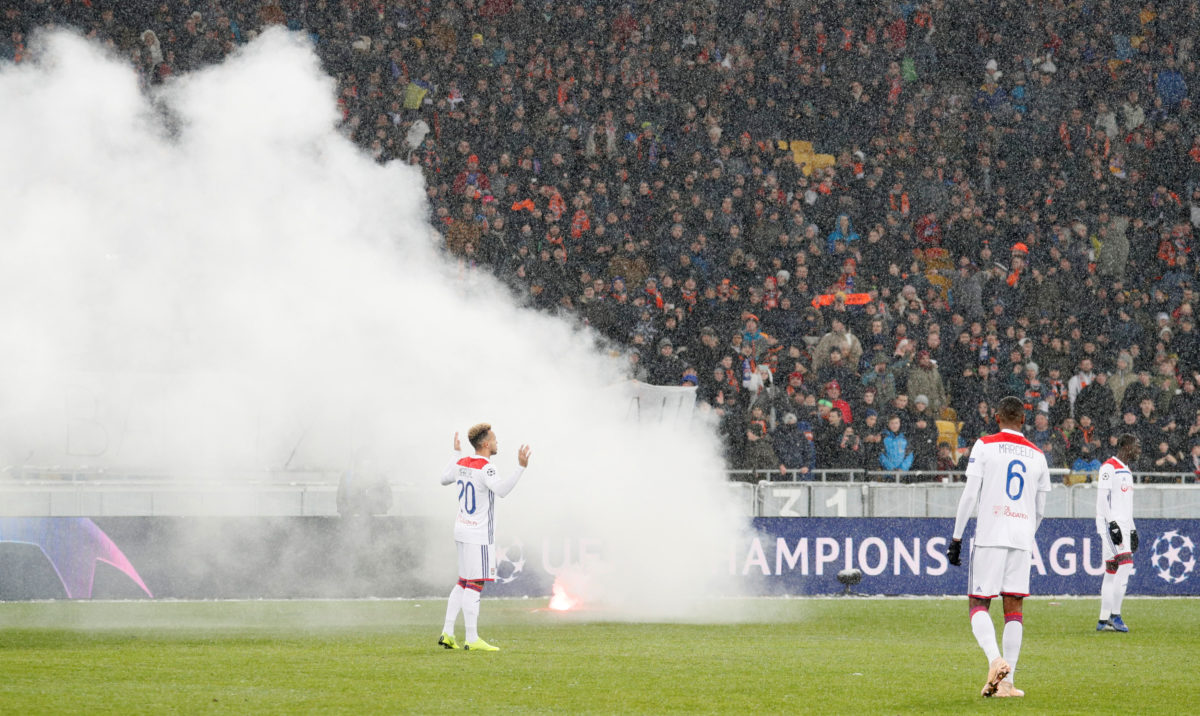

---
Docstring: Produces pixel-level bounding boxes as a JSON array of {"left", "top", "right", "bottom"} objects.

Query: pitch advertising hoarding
[
  {"left": 738, "top": 518, "right": 1198, "bottom": 596},
  {"left": 0, "top": 517, "right": 1195, "bottom": 599}
]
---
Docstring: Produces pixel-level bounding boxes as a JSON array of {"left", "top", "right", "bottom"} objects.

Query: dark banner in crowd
[{"left": 0, "top": 517, "right": 1196, "bottom": 599}]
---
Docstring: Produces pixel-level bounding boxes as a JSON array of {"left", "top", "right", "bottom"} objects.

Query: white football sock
[
  {"left": 443, "top": 583, "right": 463, "bottom": 635},
  {"left": 1002, "top": 618, "right": 1023, "bottom": 683},
  {"left": 1113, "top": 563, "right": 1132, "bottom": 616},
  {"left": 971, "top": 609, "right": 1001, "bottom": 662},
  {"left": 1100, "top": 572, "right": 1115, "bottom": 621},
  {"left": 463, "top": 587, "right": 482, "bottom": 643}
]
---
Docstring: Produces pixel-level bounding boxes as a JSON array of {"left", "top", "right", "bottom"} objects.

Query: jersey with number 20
[
  {"left": 441, "top": 453, "right": 525, "bottom": 546},
  {"left": 963, "top": 429, "right": 1052, "bottom": 550},
  {"left": 449, "top": 455, "right": 498, "bottom": 545}
]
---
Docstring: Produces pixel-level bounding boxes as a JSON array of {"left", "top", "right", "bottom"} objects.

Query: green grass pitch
[{"left": 1, "top": 598, "right": 1197, "bottom": 714}]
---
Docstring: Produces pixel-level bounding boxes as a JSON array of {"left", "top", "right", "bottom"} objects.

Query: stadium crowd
[{"left": 7, "top": 0, "right": 1200, "bottom": 481}]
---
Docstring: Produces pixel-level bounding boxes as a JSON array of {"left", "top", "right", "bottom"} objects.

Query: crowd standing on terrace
[{"left": 6, "top": 0, "right": 1200, "bottom": 480}]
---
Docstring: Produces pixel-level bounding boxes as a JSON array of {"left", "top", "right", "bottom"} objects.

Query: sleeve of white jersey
[
  {"left": 483, "top": 462, "right": 525, "bottom": 498},
  {"left": 964, "top": 440, "right": 984, "bottom": 482},
  {"left": 1033, "top": 453, "right": 1051, "bottom": 530},
  {"left": 1095, "top": 463, "right": 1113, "bottom": 523},
  {"left": 953, "top": 440, "right": 985, "bottom": 540},
  {"left": 440, "top": 452, "right": 462, "bottom": 486}
]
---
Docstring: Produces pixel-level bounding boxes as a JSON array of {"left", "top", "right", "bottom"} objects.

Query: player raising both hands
[
  {"left": 438, "top": 423, "right": 532, "bottom": 652},
  {"left": 947, "top": 396, "right": 1052, "bottom": 698}
]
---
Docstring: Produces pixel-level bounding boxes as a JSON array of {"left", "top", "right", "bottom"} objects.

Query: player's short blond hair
[{"left": 467, "top": 423, "right": 492, "bottom": 449}]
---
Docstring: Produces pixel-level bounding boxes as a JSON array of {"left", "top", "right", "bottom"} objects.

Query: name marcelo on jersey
[{"left": 996, "top": 443, "right": 1037, "bottom": 458}]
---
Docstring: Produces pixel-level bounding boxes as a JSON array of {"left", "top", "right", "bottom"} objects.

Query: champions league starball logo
[
  {"left": 495, "top": 539, "right": 526, "bottom": 584},
  {"left": 1150, "top": 530, "right": 1197, "bottom": 584}
]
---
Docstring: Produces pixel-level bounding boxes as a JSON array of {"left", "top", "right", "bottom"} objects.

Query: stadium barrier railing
[
  {"left": 751, "top": 475, "right": 1200, "bottom": 519},
  {"left": 728, "top": 468, "right": 1199, "bottom": 485},
  {"left": 726, "top": 468, "right": 864, "bottom": 483},
  {"left": 4, "top": 467, "right": 1200, "bottom": 519}
]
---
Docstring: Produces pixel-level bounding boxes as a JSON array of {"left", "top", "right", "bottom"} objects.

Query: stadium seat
[
  {"left": 789, "top": 140, "right": 814, "bottom": 155},
  {"left": 779, "top": 139, "right": 834, "bottom": 175},
  {"left": 808, "top": 153, "right": 836, "bottom": 172},
  {"left": 926, "top": 273, "right": 951, "bottom": 300},
  {"left": 936, "top": 419, "right": 959, "bottom": 448}
]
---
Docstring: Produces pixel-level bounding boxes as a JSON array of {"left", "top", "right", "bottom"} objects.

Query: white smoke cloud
[{"left": 0, "top": 30, "right": 751, "bottom": 618}]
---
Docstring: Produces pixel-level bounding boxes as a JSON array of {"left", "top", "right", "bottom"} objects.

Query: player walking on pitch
[
  {"left": 438, "top": 423, "right": 531, "bottom": 652},
  {"left": 1096, "top": 434, "right": 1140, "bottom": 633},
  {"left": 947, "top": 396, "right": 1051, "bottom": 698}
]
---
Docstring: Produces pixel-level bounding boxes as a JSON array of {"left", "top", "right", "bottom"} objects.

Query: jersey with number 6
[{"left": 963, "top": 429, "right": 1052, "bottom": 550}]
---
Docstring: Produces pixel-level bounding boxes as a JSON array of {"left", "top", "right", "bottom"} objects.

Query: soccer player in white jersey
[
  {"left": 1095, "top": 434, "right": 1140, "bottom": 633},
  {"left": 947, "top": 396, "right": 1052, "bottom": 698},
  {"left": 437, "top": 422, "right": 531, "bottom": 652}
]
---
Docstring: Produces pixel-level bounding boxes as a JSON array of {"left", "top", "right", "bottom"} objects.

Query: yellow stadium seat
[
  {"left": 779, "top": 140, "right": 828, "bottom": 175},
  {"left": 936, "top": 419, "right": 959, "bottom": 448},
  {"left": 810, "top": 153, "right": 836, "bottom": 169},
  {"left": 926, "top": 273, "right": 951, "bottom": 300},
  {"left": 790, "top": 140, "right": 814, "bottom": 155}
]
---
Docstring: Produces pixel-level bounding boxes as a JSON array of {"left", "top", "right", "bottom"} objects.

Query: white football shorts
[
  {"left": 968, "top": 545, "right": 1031, "bottom": 598},
  {"left": 456, "top": 541, "right": 498, "bottom": 581},
  {"left": 1099, "top": 521, "right": 1134, "bottom": 562}
]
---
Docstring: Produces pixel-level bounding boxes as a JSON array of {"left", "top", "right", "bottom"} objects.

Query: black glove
[
  {"left": 948, "top": 539, "right": 962, "bottom": 567},
  {"left": 1108, "top": 521, "right": 1123, "bottom": 546},
  {"left": 1131, "top": 530, "right": 1139, "bottom": 553}
]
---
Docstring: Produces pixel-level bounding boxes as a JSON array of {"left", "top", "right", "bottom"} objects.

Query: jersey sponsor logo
[{"left": 992, "top": 504, "right": 1030, "bottom": 520}]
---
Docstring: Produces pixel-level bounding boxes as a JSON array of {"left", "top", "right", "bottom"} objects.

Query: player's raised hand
[
  {"left": 518, "top": 444, "right": 532, "bottom": 467},
  {"left": 453, "top": 432, "right": 461, "bottom": 452}
]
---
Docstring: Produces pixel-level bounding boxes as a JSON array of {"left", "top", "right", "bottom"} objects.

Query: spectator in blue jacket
[
  {"left": 881, "top": 415, "right": 915, "bottom": 471},
  {"left": 825, "top": 214, "right": 860, "bottom": 254},
  {"left": 1156, "top": 57, "right": 1188, "bottom": 111}
]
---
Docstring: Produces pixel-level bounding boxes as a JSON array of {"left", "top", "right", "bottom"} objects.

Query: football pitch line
[{"left": 1, "top": 598, "right": 1196, "bottom": 714}]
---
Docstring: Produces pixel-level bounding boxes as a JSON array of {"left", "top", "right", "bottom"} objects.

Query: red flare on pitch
[{"left": 548, "top": 578, "right": 581, "bottom": 611}]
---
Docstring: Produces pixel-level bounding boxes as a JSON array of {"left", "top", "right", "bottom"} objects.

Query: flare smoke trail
[{"left": 0, "top": 30, "right": 751, "bottom": 618}]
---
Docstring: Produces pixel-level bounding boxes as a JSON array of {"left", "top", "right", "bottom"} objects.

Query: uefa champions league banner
[
  {"left": 0, "top": 517, "right": 1195, "bottom": 599},
  {"left": 740, "top": 518, "right": 1200, "bottom": 596}
]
